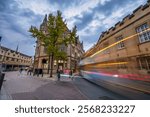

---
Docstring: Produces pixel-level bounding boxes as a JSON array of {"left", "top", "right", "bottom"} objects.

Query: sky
[{"left": 0, "top": 0, "right": 147, "bottom": 56}]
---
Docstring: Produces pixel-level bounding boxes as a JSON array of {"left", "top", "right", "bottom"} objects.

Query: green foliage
[
  {"left": 29, "top": 10, "right": 78, "bottom": 75},
  {"left": 54, "top": 50, "right": 67, "bottom": 61},
  {"left": 29, "top": 10, "right": 77, "bottom": 57}
]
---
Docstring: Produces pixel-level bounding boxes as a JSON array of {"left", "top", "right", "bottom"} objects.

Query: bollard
[{"left": 0, "top": 73, "right": 5, "bottom": 91}]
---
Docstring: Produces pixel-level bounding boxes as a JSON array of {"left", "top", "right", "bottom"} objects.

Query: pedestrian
[
  {"left": 57, "top": 68, "right": 61, "bottom": 81},
  {"left": 27, "top": 67, "right": 32, "bottom": 76},
  {"left": 69, "top": 69, "right": 73, "bottom": 80},
  {"left": 19, "top": 68, "right": 23, "bottom": 74}
]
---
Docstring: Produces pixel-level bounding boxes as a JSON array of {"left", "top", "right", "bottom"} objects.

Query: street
[
  {"left": 74, "top": 78, "right": 126, "bottom": 100},
  {"left": 80, "top": 71, "right": 150, "bottom": 100},
  {"left": 1, "top": 71, "right": 86, "bottom": 100},
  {"left": 1, "top": 71, "right": 150, "bottom": 100}
]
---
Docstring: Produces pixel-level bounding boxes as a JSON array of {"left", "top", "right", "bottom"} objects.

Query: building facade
[
  {"left": 81, "top": 1, "right": 150, "bottom": 75},
  {"left": 34, "top": 15, "right": 84, "bottom": 73},
  {"left": 0, "top": 46, "right": 32, "bottom": 71}
]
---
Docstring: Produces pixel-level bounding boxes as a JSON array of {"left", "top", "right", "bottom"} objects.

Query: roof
[{"left": 0, "top": 45, "right": 32, "bottom": 58}]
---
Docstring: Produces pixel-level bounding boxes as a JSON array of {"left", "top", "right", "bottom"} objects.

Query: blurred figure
[
  {"left": 27, "top": 67, "right": 32, "bottom": 75},
  {"left": 57, "top": 68, "right": 61, "bottom": 81},
  {"left": 69, "top": 69, "right": 73, "bottom": 80},
  {"left": 19, "top": 68, "right": 23, "bottom": 74}
]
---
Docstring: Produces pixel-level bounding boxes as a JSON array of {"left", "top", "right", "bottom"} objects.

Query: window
[
  {"left": 6, "top": 57, "right": 9, "bottom": 60},
  {"left": 136, "top": 23, "right": 150, "bottom": 43},
  {"left": 116, "top": 35, "right": 125, "bottom": 49},
  {"left": 12, "top": 58, "right": 15, "bottom": 61},
  {"left": 137, "top": 57, "right": 150, "bottom": 70}
]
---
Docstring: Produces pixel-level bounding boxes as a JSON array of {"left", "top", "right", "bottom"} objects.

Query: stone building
[
  {"left": 81, "top": 0, "right": 150, "bottom": 75},
  {"left": 0, "top": 46, "right": 32, "bottom": 71},
  {"left": 34, "top": 15, "right": 84, "bottom": 73}
]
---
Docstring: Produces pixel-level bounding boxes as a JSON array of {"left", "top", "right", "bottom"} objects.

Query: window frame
[
  {"left": 116, "top": 35, "right": 125, "bottom": 50},
  {"left": 136, "top": 23, "right": 150, "bottom": 43}
]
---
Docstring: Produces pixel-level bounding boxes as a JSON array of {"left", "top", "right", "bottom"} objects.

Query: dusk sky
[{"left": 0, "top": 0, "right": 147, "bottom": 56}]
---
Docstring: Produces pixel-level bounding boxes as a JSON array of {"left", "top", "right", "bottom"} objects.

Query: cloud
[
  {"left": 64, "top": 0, "right": 99, "bottom": 19},
  {"left": 78, "top": 0, "right": 147, "bottom": 38},
  {"left": 101, "top": 0, "right": 147, "bottom": 29},
  {"left": 64, "top": 0, "right": 112, "bottom": 29},
  {"left": 0, "top": 0, "right": 147, "bottom": 55},
  {"left": 83, "top": 41, "right": 96, "bottom": 52},
  {"left": 77, "top": 0, "right": 147, "bottom": 51},
  {"left": 14, "top": 0, "right": 58, "bottom": 15},
  {"left": 78, "top": 13, "right": 105, "bottom": 36},
  {"left": 0, "top": 0, "right": 39, "bottom": 55}
]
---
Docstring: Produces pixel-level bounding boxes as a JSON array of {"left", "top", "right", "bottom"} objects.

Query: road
[
  {"left": 1, "top": 71, "right": 150, "bottom": 100},
  {"left": 79, "top": 71, "right": 150, "bottom": 100},
  {"left": 73, "top": 78, "right": 127, "bottom": 100}
]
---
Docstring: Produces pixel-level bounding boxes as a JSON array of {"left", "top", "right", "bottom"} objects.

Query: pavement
[
  {"left": 0, "top": 71, "right": 87, "bottom": 100},
  {"left": 0, "top": 85, "right": 12, "bottom": 100}
]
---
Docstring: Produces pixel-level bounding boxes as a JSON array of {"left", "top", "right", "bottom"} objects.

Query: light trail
[
  {"left": 90, "top": 28, "right": 150, "bottom": 57},
  {"left": 96, "top": 61, "right": 128, "bottom": 67}
]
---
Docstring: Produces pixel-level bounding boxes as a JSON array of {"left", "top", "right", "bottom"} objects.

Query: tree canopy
[{"left": 29, "top": 10, "right": 77, "bottom": 77}]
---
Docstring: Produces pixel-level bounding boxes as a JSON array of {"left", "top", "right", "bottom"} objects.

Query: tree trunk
[
  {"left": 47, "top": 54, "right": 51, "bottom": 74},
  {"left": 50, "top": 53, "right": 54, "bottom": 77}
]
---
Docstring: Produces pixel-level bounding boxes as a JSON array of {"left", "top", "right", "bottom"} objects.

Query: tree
[
  {"left": 54, "top": 49, "right": 67, "bottom": 69},
  {"left": 29, "top": 10, "right": 77, "bottom": 77}
]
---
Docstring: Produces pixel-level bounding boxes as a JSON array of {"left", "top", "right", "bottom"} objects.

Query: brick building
[
  {"left": 34, "top": 15, "right": 84, "bottom": 73},
  {"left": 81, "top": 1, "right": 150, "bottom": 75},
  {"left": 0, "top": 46, "right": 32, "bottom": 71}
]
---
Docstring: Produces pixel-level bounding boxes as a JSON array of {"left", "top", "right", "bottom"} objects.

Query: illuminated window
[
  {"left": 116, "top": 36, "right": 125, "bottom": 49},
  {"left": 136, "top": 23, "right": 150, "bottom": 43}
]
